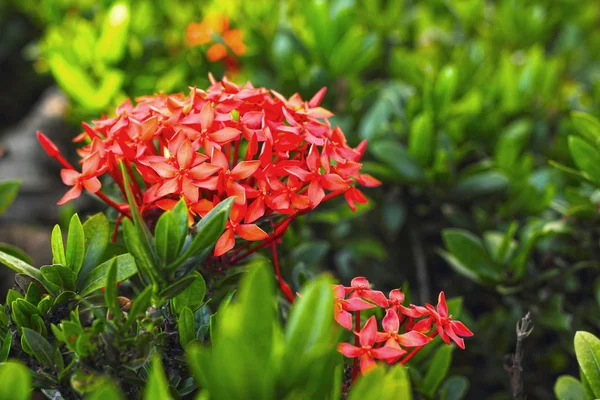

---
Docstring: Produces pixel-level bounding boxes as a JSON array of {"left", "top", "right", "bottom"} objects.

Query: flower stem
[
  {"left": 351, "top": 310, "right": 361, "bottom": 382},
  {"left": 270, "top": 241, "right": 295, "bottom": 303},
  {"left": 96, "top": 191, "right": 131, "bottom": 217}
]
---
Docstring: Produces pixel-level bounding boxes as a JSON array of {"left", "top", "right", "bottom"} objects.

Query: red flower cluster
[
  {"left": 37, "top": 75, "right": 379, "bottom": 260},
  {"left": 336, "top": 277, "right": 473, "bottom": 376}
]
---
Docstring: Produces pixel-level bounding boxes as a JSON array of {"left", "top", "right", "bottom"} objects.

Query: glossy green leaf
[
  {"left": 66, "top": 214, "right": 85, "bottom": 275},
  {"left": 171, "top": 197, "right": 234, "bottom": 269},
  {"left": 171, "top": 272, "right": 206, "bottom": 314},
  {"left": 41, "top": 264, "right": 77, "bottom": 292},
  {"left": 0, "top": 361, "right": 31, "bottom": 400},
  {"left": 80, "top": 213, "right": 110, "bottom": 285},
  {"left": 120, "top": 163, "right": 158, "bottom": 281},
  {"left": 178, "top": 307, "right": 195, "bottom": 347},
  {"left": 574, "top": 331, "right": 600, "bottom": 398},
  {"left": 123, "top": 218, "right": 156, "bottom": 287},
  {"left": 421, "top": 345, "right": 453, "bottom": 398},
  {"left": 51, "top": 225, "right": 66, "bottom": 266},
  {"left": 105, "top": 259, "right": 120, "bottom": 319},
  {"left": 22, "top": 328, "right": 58, "bottom": 368},
  {"left": 0, "top": 180, "right": 20, "bottom": 215},
  {"left": 0, "top": 250, "right": 47, "bottom": 290},
  {"left": 554, "top": 375, "right": 585, "bottom": 400},
  {"left": 0, "top": 331, "right": 12, "bottom": 362},
  {"left": 155, "top": 211, "right": 185, "bottom": 267},
  {"left": 80, "top": 254, "right": 137, "bottom": 297},
  {"left": 158, "top": 275, "right": 197, "bottom": 300}
]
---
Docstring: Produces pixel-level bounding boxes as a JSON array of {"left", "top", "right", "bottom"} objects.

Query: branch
[{"left": 505, "top": 311, "right": 534, "bottom": 400}]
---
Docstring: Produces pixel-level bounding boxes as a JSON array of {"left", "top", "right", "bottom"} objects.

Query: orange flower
[{"left": 186, "top": 15, "right": 246, "bottom": 62}]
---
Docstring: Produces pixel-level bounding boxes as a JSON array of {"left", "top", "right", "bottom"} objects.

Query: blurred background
[{"left": 1, "top": 0, "right": 600, "bottom": 398}]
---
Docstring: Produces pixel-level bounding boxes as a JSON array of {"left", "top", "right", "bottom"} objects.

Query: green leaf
[
  {"left": 105, "top": 259, "right": 120, "bottom": 320},
  {"left": 47, "top": 54, "right": 124, "bottom": 111},
  {"left": 0, "top": 251, "right": 48, "bottom": 290},
  {"left": 120, "top": 163, "right": 158, "bottom": 276},
  {"left": 123, "top": 218, "right": 156, "bottom": 287},
  {"left": 158, "top": 275, "right": 197, "bottom": 300},
  {"left": 22, "top": 328, "right": 58, "bottom": 368},
  {"left": 123, "top": 286, "right": 153, "bottom": 330},
  {"left": 442, "top": 229, "right": 503, "bottom": 283},
  {"left": 285, "top": 276, "right": 334, "bottom": 354},
  {"left": 66, "top": 214, "right": 85, "bottom": 275},
  {"left": 370, "top": 140, "right": 426, "bottom": 183},
  {"left": 80, "top": 213, "right": 110, "bottom": 286},
  {"left": 0, "top": 361, "right": 31, "bottom": 400},
  {"left": 574, "top": 331, "right": 600, "bottom": 398},
  {"left": 144, "top": 356, "right": 172, "bottom": 400},
  {"left": 85, "top": 384, "right": 124, "bottom": 400},
  {"left": 171, "top": 272, "right": 206, "bottom": 314},
  {"left": 421, "top": 345, "right": 453, "bottom": 398},
  {"left": 572, "top": 111, "right": 600, "bottom": 144},
  {"left": 0, "top": 331, "right": 12, "bottom": 362},
  {"left": 40, "top": 264, "right": 77, "bottom": 292},
  {"left": 80, "top": 254, "right": 137, "bottom": 297},
  {"left": 554, "top": 375, "right": 585, "bottom": 400},
  {"left": 439, "top": 376, "right": 469, "bottom": 400},
  {"left": 178, "top": 307, "right": 195, "bottom": 347},
  {"left": 96, "top": 2, "right": 131, "bottom": 64},
  {"left": 171, "top": 199, "right": 190, "bottom": 239},
  {"left": 569, "top": 136, "right": 600, "bottom": 186},
  {"left": 449, "top": 171, "right": 510, "bottom": 201},
  {"left": 0, "top": 243, "right": 32, "bottom": 266},
  {"left": 0, "top": 180, "right": 20, "bottom": 215},
  {"left": 155, "top": 211, "right": 185, "bottom": 267},
  {"left": 495, "top": 119, "right": 532, "bottom": 171},
  {"left": 171, "top": 197, "right": 234, "bottom": 269},
  {"left": 409, "top": 111, "right": 435, "bottom": 167},
  {"left": 51, "top": 225, "right": 67, "bottom": 266}
]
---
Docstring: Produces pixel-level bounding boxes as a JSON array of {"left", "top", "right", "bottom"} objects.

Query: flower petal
[
  {"left": 57, "top": 184, "right": 82, "bottom": 205},
  {"left": 209, "top": 127, "right": 241, "bottom": 144},
  {"left": 450, "top": 320, "right": 474, "bottom": 337},
  {"left": 214, "top": 228, "right": 235, "bottom": 256},
  {"left": 437, "top": 292, "right": 448, "bottom": 318},
  {"left": 236, "top": 224, "right": 268, "bottom": 241},
  {"left": 338, "top": 343, "right": 362, "bottom": 358},
  {"left": 359, "top": 316, "right": 378, "bottom": 347},
  {"left": 359, "top": 354, "right": 377, "bottom": 374},
  {"left": 382, "top": 309, "right": 399, "bottom": 333},
  {"left": 395, "top": 331, "right": 432, "bottom": 347},
  {"left": 231, "top": 160, "right": 260, "bottom": 180}
]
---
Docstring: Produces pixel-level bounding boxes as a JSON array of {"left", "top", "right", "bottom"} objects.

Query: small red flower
[
  {"left": 214, "top": 202, "right": 268, "bottom": 256},
  {"left": 344, "top": 277, "right": 388, "bottom": 308},
  {"left": 412, "top": 292, "right": 474, "bottom": 349},
  {"left": 338, "top": 316, "right": 406, "bottom": 374},
  {"left": 333, "top": 285, "right": 375, "bottom": 330}
]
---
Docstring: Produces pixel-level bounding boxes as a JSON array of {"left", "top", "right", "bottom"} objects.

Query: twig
[{"left": 505, "top": 312, "right": 534, "bottom": 400}]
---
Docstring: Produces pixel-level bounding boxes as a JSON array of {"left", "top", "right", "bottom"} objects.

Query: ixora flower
[
  {"left": 334, "top": 277, "right": 472, "bottom": 378},
  {"left": 37, "top": 75, "right": 379, "bottom": 301},
  {"left": 186, "top": 14, "right": 246, "bottom": 71}
]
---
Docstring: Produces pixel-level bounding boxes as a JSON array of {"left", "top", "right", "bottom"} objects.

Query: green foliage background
[{"left": 2, "top": 0, "right": 600, "bottom": 398}]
